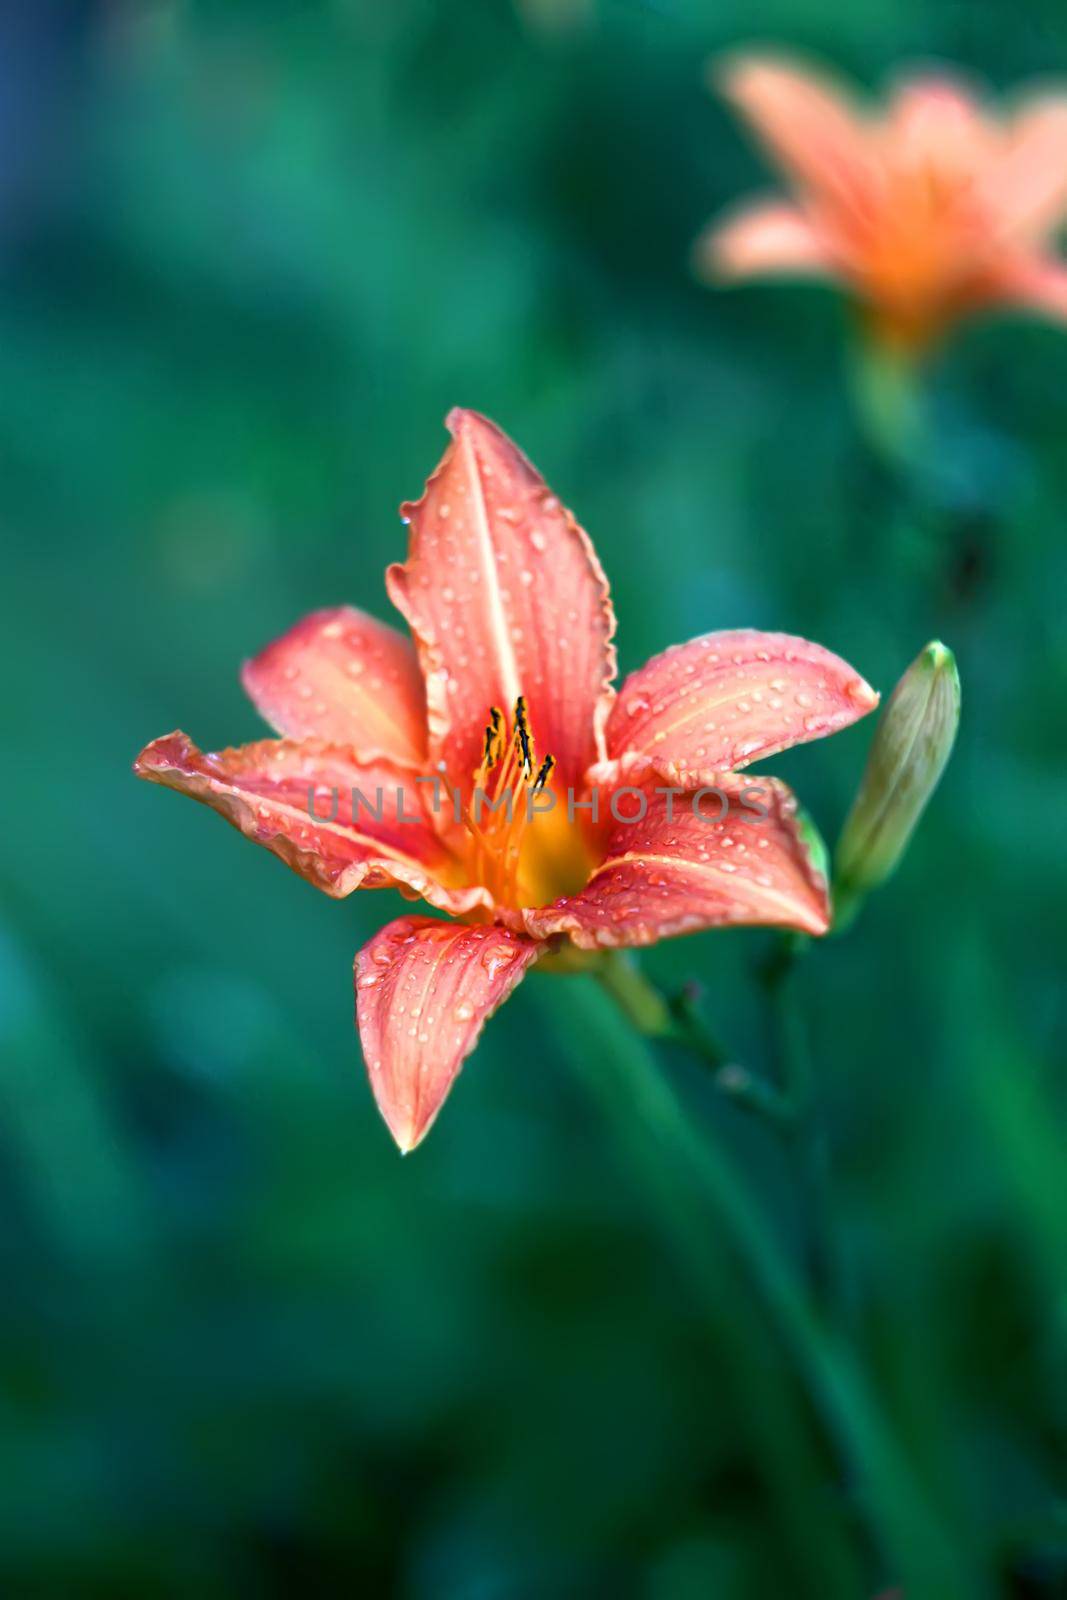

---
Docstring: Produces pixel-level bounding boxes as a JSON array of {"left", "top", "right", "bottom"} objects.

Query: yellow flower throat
[{"left": 461, "top": 696, "right": 557, "bottom": 909}]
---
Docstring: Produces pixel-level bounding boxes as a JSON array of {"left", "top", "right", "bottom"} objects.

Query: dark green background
[{"left": 3, "top": 2, "right": 1065, "bottom": 1595}]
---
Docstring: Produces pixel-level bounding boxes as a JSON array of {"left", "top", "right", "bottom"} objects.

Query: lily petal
[
  {"left": 134, "top": 732, "right": 489, "bottom": 915},
  {"left": 387, "top": 409, "right": 617, "bottom": 794},
  {"left": 695, "top": 200, "right": 832, "bottom": 282},
  {"left": 989, "top": 251, "right": 1067, "bottom": 322},
  {"left": 887, "top": 78, "right": 995, "bottom": 178},
  {"left": 595, "top": 630, "right": 878, "bottom": 791},
  {"left": 241, "top": 606, "right": 427, "bottom": 766},
  {"left": 356, "top": 916, "right": 542, "bottom": 1152},
  {"left": 984, "top": 97, "right": 1067, "bottom": 241},
  {"left": 522, "top": 778, "right": 829, "bottom": 948},
  {"left": 716, "top": 53, "right": 875, "bottom": 216}
]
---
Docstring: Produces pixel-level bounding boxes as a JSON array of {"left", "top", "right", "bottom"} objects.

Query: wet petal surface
[
  {"left": 242, "top": 605, "right": 427, "bottom": 766},
  {"left": 134, "top": 731, "right": 488, "bottom": 914},
  {"left": 387, "top": 409, "right": 616, "bottom": 795},
  {"left": 522, "top": 777, "right": 830, "bottom": 948},
  {"left": 597, "top": 629, "right": 877, "bottom": 790},
  {"left": 356, "top": 916, "right": 542, "bottom": 1152}
]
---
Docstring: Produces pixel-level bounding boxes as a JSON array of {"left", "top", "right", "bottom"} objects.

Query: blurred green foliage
[{"left": 2, "top": 1, "right": 1066, "bottom": 1595}]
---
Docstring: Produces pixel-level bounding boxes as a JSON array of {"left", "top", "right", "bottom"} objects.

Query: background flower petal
[
  {"left": 386, "top": 409, "right": 617, "bottom": 794},
  {"left": 522, "top": 778, "right": 830, "bottom": 948},
  {"left": 355, "top": 916, "right": 542, "bottom": 1152},
  {"left": 982, "top": 97, "right": 1067, "bottom": 240},
  {"left": 716, "top": 53, "right": 876, "bottom": 214},
  {"left": 597, "top": 629, "right": 877, "bottom": 790},
  {"left": 133, "top": 732, "right": 488, "bottom": 913},
  {"left": 886, "top": 77, "right": 996, "bottom": 179},
  {"left": 695, "top": 200, "right": 833, "bottom": 282},
  {"left": 241, "top": 605, "right": 427, "bottom": 766},
  {"left": 991, "top": 252, "right": 1067, "bottom": 320}
]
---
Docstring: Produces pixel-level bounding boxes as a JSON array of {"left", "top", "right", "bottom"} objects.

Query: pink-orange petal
[
  {"left": 716, "top": 53, "right": 876, "bottom": 216},
  {"left": 989, "top": 251, "right": 1067, "bottom": 322},
  {"left": 886, "top": 76, "right": 996, "bottom": 179},
  {"left": 595, "top": 629, "right": 877, "bottom": 791},
  {"left": 983, "top": 97, "right": 1067, "bottom": 241},
  {"left": 386, "top": 409, "right": 617, "bottom": 796},
  {"left": 522, "top": 777, "right": 829, "bottom": 949},
  {"left": 695, "top": 200, "right": 833, "bottom": 282},
  {"left": 133, "top": 731, "right": 489, "bottom": 915},
  {"left": 241, "top": 605, "right": 427, "bottom": 766},
  {"left": 355, "top": 916, "right": 542, "bottom": 1152}
]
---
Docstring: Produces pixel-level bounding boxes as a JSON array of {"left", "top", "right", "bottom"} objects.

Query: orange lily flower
[
  {"left": 135, "top": 411, "right": 877, "bottom": 1151},
  {"left": 698, "top": 53, "right": 1067, "bottom": 352}
]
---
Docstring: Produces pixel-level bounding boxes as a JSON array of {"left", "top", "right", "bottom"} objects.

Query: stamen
[
  {"left": 514, "top": 695, "right": 533, "bottom": 775},
  {"left": 482, "top": 706, "right": 503, "bottom": 768},
  {"left": 533, "top": 754, "right": 555, "bottom": 792},
  {"left": 465, "top": 698, "right": 555, "bottom": 908}
]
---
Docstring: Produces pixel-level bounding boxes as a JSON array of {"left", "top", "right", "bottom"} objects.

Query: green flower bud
[{"left": 834, "top": 641, "right": 960, "bottom": 922}]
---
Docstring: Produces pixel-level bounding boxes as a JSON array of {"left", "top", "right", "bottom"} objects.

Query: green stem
[
  {"left": 759, "top": 935, "right": 837, "bottom": 1310},
  {"left": 575, "top": 974, "right": 981, "bottom": 1598},
  {"left": 594, "top": 948, "right": 675, "bottom": 1037},
  {"left": 830, "top": 878, "right": 863, "bottom": 936},
  {"left": 596, "top": 952, "right": 792, "bottom": 1123},
  {"left": 847, "top": 334, "right": 924, "bottom": 472}
]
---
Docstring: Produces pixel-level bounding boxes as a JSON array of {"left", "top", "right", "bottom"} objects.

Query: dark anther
[
  {"left": 482, "top": 706, "right": 504, "bottom": 767},
  {"left": 514, "top": 696, "right": 533, "bottom": 773},
  {"left": 533, "top": 754, "right": 555, "bottom": 792}
]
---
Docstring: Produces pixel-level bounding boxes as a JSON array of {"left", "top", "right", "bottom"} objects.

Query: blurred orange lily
[
  {"left": 698, "top": 53, "right": 1067, "bottom": 352},
  {"left": 135, "top": 411, "right": 877, "bottom": 1150}
]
